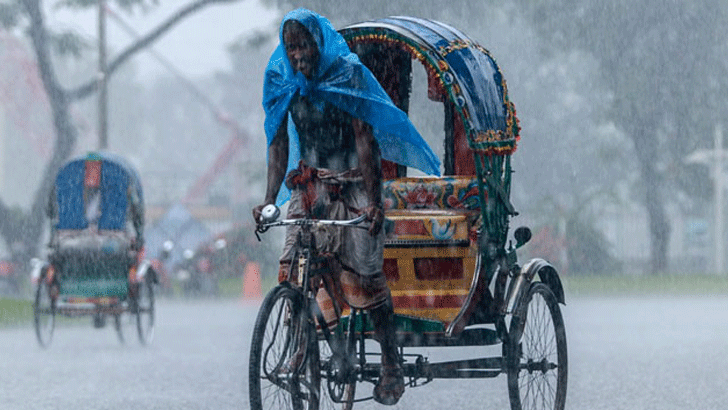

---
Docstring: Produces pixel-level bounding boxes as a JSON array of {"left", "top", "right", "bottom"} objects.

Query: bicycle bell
[{"left": 261, "top": 204, "right": 280, "bottom": 222}]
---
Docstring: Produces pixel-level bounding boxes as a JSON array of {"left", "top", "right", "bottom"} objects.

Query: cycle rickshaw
[
  {"left": 250, "top": 17, "right": 567, "bottom": 410},
  {"left": 31, "top": 152, "right": 157, "bottom": 347}
]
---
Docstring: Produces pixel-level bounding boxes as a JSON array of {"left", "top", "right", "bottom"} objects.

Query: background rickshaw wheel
[
  {"left": 114, "top": 313, "right": 126, "bottom": 344},
  {"left": 33, "top": 276, "right": 55, "bottom": 348},
  {"left": 249, "top": 285, "right": 321, "bottom": 410},
  {"left": 135, "top": 277, "right": 155, "bottom": 345},
  {"left": 506, "top": 282, "right": 568, "bottom": 410}
]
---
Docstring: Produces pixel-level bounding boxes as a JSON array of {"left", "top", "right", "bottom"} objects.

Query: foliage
[
  {"left": 509, "top": 0, "right": 728, "bottom": 273},
  {"left": 0, "top": 2, "right": 22, "bottom": 27},
  {"left": 565, "top": 215, "right": 622, "bottom": 275},
  {"left": 0, "top": 0, "right": 243, "bottom": 291}
]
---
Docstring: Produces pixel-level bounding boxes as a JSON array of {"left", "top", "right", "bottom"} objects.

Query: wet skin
[{"left": 283, "top": 21, "right": 320, "bottom": 79}]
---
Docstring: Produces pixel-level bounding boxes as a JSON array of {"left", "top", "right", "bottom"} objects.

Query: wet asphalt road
[{"left": 1, "top": 295, "right": 726, "bottom": 409}]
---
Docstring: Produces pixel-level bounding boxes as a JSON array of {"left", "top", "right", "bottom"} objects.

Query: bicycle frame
[{"left": 257, "top": 214, "right": 371, "bottom": 400}]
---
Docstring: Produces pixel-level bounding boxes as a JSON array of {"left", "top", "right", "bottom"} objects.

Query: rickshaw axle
[
  {"left": 523, "top": 358, "right": 558, "bottom": 374},
  {"left": 353, "top": 355, "right": 505, "bottom": 381}
]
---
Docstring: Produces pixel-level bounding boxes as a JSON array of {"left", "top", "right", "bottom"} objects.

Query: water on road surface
[{"left": 0, "top": 295, "right": 726, "bottom": 409}]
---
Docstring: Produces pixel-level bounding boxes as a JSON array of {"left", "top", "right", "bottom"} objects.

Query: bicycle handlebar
[
  {"left": 261, "top": 214, "right": 368, "bottom": 229},
  {"left": 255, "top": 205, "right": 369, "bottom": 238}
]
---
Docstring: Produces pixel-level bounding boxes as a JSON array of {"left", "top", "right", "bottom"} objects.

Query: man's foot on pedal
[{"left": 373, "top": 365, "right": 404, "bottom": 405}]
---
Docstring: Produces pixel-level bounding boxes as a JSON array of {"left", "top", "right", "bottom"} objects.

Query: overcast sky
[{"left": 47, "top": 0, "right": 280, "bottom": 82}]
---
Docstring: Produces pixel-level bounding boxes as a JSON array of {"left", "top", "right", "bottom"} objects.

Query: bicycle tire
[
  {"left": 506, "top": 282, "right": 568, "bottom": 410},
  {"left": 250, "top": 284, "right": 321, "bottom": 410}
]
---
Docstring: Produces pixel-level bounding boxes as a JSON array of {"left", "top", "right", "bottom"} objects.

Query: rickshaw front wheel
[
  {"left": 505, "top": 282, "right": 567, "bottom": 410},
  {"left": 249, "top": 285, "right": 321, "bottom": 410}
]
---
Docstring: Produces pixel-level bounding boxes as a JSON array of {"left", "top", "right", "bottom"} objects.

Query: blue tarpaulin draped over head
[{"left": 263, "top": 8, "right": 441, "bottom": 205}]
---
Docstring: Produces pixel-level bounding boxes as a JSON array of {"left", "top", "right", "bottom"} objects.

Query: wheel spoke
[
  {"left": 507, "top": 282, "right": 567, "bottom": 410},
  {"left": 250, "top": 286, "right": 320, "bottom": 410}
]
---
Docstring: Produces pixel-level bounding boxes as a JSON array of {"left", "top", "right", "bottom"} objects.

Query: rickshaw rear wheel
[
  {"left": 249, "top": 285, "right": 321, "bottom": 410},
  {"left": 135, "top": 277, "right": 155, "bottom": 345},
  {"left": 506, "top": 282, "right": 567, "bottom": 410},
  {"left": 33, "top": 277, "right": 55, "bottom": 348}
]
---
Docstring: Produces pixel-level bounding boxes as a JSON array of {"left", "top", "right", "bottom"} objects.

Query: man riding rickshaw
[{"left": 251, "top": 9, "right": 567, "bottom": 410}]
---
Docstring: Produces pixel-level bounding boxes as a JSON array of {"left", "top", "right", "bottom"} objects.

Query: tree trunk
[
  {"left": 0, "top": 0, "right": 242, "bottom": 275},
  {"left": 0, "top": 0, "right": 80, "bottom": 268},
  {"left": 631, "top": 120, "right": 671, "bottom": 274}
]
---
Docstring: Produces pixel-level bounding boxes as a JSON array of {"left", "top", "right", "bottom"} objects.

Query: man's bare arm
[
  {"left": 353, "top": 118, "right": 383, "bottom": 235},
  {"left": 253, "top": 120, "right": 288, "bottom": 223},
  {"left": 264, "top": 121, "right": 290, "bottom": 205}
]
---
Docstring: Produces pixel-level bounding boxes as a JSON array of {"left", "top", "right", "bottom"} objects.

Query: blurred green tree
[{"left": 0, "top": 0, "right": 241, "bottom": 274}]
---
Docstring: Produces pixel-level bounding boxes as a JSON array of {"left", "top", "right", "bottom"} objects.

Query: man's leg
[
  {"left": 338, "top": 269, "right": 404, "bottom": 405},
  {"left": 369, "top": 295, "right": 405, "bottom": 405}
]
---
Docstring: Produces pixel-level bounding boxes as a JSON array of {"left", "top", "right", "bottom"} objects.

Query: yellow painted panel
[{"left": 393, "top": 308, "right": 461, "bottom": 323}]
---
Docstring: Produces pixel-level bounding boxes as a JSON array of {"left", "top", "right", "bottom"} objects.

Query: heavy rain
[{"left": 0, "top": 0, "right": 726, "bottom": 409}]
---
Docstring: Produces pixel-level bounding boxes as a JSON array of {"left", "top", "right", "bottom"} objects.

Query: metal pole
[
  {"left": 0, "top": 108, "right": 4, "bottom": 193},
  {"left": 715, "top": 124, "right": 724, "bottom": 275},
  {"left": 98, "top": 0, "right": 108, "bottom": 150}
]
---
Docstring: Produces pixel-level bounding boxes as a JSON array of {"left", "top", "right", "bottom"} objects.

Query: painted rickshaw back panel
[
  {"left": 34, "top": 152, "right": 156, "bottom": 348},
  {"left": 341, "top": 17, "right": 520, "bottom": 328},
  {"left": 48, "top": 152, "right": 145, "bottom": 299}
]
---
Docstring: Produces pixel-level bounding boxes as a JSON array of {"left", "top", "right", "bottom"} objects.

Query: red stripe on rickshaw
[{"left": 392, "top": 294, "right": 466, "bottom": 309}]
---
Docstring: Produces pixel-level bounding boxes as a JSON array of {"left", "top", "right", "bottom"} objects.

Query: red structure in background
[{"left": 103, "top": 6, "right": 252, "bottom": 206}]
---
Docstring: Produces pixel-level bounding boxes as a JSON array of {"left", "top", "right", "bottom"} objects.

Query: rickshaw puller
[{"left": 253, "top": 9, "right": 440, "bottom": 406}]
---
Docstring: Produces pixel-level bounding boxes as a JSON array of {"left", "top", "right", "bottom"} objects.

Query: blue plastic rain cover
[
  {"left": 263, "top": 8, "right": 441, "bottom": 204},
  {"left": 54, "top": 154, "right": 136, "bottom": 231},
  {"left": 55, "top": 161, "right": 87, "bottom": 230},
  {"left": 97, "top": 160, "right": 128, "bottom": 230}
]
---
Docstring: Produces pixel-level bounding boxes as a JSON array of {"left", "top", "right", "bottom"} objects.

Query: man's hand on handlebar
[
  {"left": 252, "top": 204, "right": 267, "bottom": 226},
  {"left": 253, "top": 204, "right": 281, "bottom": 227}
]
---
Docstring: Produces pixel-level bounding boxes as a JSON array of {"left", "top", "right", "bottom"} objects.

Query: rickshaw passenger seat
[
  {"left": 382, "top": 177, "right": 481, "bottom": 213},
  {"left": 380, "top": 177, "right": 482, "bottom": 325},
  {"left": 381, "top": 176, "right": 482, "bottom": 245}
]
